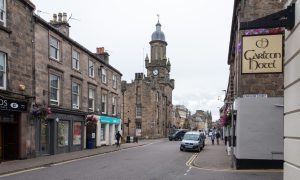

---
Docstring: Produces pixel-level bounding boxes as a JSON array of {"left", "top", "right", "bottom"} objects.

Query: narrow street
[{"left": 0, "top": 140, "right": 282, "bottom": 180}]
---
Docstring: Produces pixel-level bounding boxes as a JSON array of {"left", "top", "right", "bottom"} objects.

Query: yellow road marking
[{"left": 185, "top": 153, "right": 283, "bottom": 173}]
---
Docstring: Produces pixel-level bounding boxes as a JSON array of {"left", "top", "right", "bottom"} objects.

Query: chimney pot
[
  {"left": 58, "top": 12, "right": 62, "bottom": 22},
  {"left": 96, "top": 47, "right": 105, "bottom": 54},
  {"left": 63, "top": 12, "right": 67, "bottom": 22},
  {"left": 53, "top": 14, "right": 57, "bottom": 22}
]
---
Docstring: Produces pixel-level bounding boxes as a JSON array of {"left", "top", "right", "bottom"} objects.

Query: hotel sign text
[{"left": 242, "top": 34, "right": 283, "bottom": 74}]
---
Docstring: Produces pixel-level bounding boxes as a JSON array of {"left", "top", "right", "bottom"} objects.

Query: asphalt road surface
[{"left": 0, "top": 141, "right": 282, "bottom": 180}]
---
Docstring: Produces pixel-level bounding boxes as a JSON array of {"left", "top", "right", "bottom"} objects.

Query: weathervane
[{"left": 157, "top": 14, "right": 160, "bottom": 22}]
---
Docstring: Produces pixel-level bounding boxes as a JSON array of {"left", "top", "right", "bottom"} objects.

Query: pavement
[
  {"left": 0, "top": 138, "right": 232, "bottom": 176},
  {"left": 193, "top": 139, "right": 232, "bottom": 170}
]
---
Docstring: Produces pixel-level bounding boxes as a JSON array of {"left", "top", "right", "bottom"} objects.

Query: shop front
[
  {"left": 96, "top": 116, "right": 121, "bottom": 146},
  {"left": 35, "top": 108, "right": 85, "bottom": 156},
  {"left": 0, "top": 96, "right": 28, "bottom": 162}
]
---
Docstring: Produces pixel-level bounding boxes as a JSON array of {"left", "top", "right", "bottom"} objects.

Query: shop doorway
[
  {"left": 0, "top": 112, "right": 19, "bottom": 161},
  {"left": 40, "top": 119, "right": 51, "bottom": 155},
  {"left": 86, "top": 123, "right": 96, "bottom": 149},
  {"left": 2, "top": 123, "right": 19, "bottom": 160},
  {"left": 0, "top": 123, "right": 2, "bottom": 161}
]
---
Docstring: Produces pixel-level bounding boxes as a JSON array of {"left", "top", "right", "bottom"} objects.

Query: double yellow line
[
  {"left": 185, "top": 153, "right": 283, "bottom": 173},
  {"left": 186, "top": 153, "right": 198, "bottom": 167}
]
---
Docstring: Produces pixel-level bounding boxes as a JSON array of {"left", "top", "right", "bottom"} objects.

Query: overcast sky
[{"left": 31, "top": 0, "right": 234, "bottom": 120}]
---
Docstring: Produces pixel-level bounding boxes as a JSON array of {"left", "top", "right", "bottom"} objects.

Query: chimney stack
[
  {"left": 95, "top": 47, "right": 110, "bottom": 64},
  {"left": 49, "top": 12, "right": 70, "bottom": 37}
]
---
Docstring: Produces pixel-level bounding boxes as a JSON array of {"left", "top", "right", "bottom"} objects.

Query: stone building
[
  {"left": 123, "top": 20, "right": 174, "bottom": 138},
  {"left": 173, "top": 105, "right": 190, "bottom": 129},
  {"left": 283, "top": 0, "right": 300, "bottom": 179},
  {"left": 191, "top": 110, "right": 208, "bottom": 131},
  {"left": 0, "top": 0, "right": 35, "bottom": 161},
  {"left": 33, "top": 13, "right": 122, "bottom": 155},
  {"left": 225, "top": 0, "right": 286, "bottom": 169}
]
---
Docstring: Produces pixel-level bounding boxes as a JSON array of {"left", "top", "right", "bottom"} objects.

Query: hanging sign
[{"left": 242, "top": 34, "right": 283, "bottom": 74}]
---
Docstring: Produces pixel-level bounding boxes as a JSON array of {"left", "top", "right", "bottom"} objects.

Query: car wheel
[
  {"left": 198, "top": 146, "right": 201, "bottom": 152},
  {"left": 180, "top": 147, "right": 183, "bottom": 151}
]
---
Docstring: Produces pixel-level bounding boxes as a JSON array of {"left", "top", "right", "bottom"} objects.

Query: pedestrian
[
  {"left": 216, "top": 131, "right": 221, "bottom": 145},
  {"left": 211, "top": 131, "right": 216, "bottom": 145},
  {"left": 115, "top": 131, "right": 122, "bottom": 148}
]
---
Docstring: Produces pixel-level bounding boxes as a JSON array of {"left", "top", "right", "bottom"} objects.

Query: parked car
[
  {"left": 180, "top": 131, "right": 204, "bottom": 152},
  {"left": 169, "top": 129, "right": 188, "bottom": 141}
]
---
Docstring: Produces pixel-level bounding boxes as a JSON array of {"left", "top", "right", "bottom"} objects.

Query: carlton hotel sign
[{"left": 242, "top": 34, "right": 283, "bottom": 74}]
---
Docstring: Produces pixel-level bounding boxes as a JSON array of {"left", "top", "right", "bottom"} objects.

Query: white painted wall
[
  {"left": 284, "top": 1, "right": 300, "bottom": 179},
  {"left": 96, "top": 123, "right": 121, "bottom": 146},
  {"left": 235, "top": 97, "right": 283, "bottom": 160}
]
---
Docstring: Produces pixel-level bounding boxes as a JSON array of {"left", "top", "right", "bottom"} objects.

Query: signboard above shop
[
  {"left": 0, "top": 97, "right": 27, "bottom": 111},
  {"left": 242, "top": 34, "right": 283, "bottom": 74},
  {"left": 100, "top": 116, "right": 120, "bottom": 124}
]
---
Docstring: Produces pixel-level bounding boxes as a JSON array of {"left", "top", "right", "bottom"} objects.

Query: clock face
[{"left": 153, "top": 69, "right": 159, "bottom": 76}]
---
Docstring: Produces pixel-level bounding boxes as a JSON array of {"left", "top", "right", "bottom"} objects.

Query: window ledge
[
  {"left": 0, "top": 25, "right": 12, "bottom": 34},
  {"left": 72, "top": 68, "right": 82, "bottom": 74}
]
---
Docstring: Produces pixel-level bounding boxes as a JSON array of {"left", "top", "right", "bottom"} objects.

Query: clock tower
[
  {"left": 122, "top": 18, "right": 174, "bottom": 139},
  {"left": 145, "top": 20, "right": 171, "bottom": 79}
]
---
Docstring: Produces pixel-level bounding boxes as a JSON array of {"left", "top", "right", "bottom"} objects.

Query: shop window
[
  {"left": 73, "top": 122, "right": 82, "bottom": 145},
  {"left": 58, "top": 121, "right": 69, "bottom": 147},
  {"left": 0, "top": 0, "right": 6, "bottom": 26},
  {"left": 50, "top": 36, "right": 60, "bottom": 61},
  {"left": 72, "top": 50, "right": 80, "bottom": 70},
  {"left": 49, "top": 74, "right": 60, "bottom": 106},
  {"left": 88, "top": 59, "right": 94, "bottom": 78},
  {"left": 0, "top": 52, "right": 6, "bottom": 90},
  {"left": 101, "top": 126, "right": 105, "bottom": 141},
  {"left": 88, "top": 88, "right": 95, "bottom": 112},
  {"left": 72, "top": 82, "right": 80, "bottom": 109}
]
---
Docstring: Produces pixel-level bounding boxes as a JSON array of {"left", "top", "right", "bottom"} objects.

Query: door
[
  {"left": 3, "top": 123, "right": 19, "bottom": 160},
  {"left": 0, "top": 124, "right": 2, "bottom": 161},
  {"left": 40, "top": 119, "right": 50, "bottom": 155}
]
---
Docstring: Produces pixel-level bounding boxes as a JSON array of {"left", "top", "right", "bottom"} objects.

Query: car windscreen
[{"left": 183, "top": 134, "right": 199, "bottom": 141}]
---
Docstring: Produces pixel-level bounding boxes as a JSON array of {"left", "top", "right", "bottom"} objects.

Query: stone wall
[
  {"left": 235, "top": 0, "right": 287, "bottom": 97},
  {"left": 34, "top": 17, "right": 122, "bottom": 114}
]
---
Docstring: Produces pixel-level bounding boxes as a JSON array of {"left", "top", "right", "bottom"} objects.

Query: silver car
[{"left": 180, "top": 131, "right": 204, "bottom": 152}]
